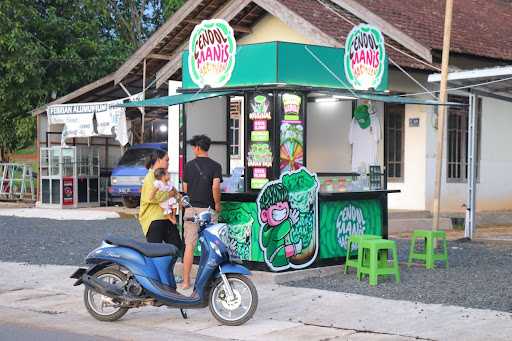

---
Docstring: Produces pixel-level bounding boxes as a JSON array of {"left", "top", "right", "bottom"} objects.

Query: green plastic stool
[
  {"left": 357, "top": 239, "right": 400, "bottom": 286},
  {"left": 408, "top": 230, "right": 448, "bottom": 269},
  {"left": 344, "top": 234, "right": 382, "bottom": 274}
]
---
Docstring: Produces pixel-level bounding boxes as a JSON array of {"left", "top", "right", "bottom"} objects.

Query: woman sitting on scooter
[{"left": 139, "top": 150, "right": 183, "bottom": 251}]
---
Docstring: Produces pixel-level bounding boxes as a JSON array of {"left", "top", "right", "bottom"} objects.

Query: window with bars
[
  {"left": 229, "top": 100, "right": 241, "bottom": 158},
  {"left": 447, "top": 96, "right": 481, "bottom": 182},
  {"left": 384, "top": 104, "right": 405, "bottom": 181}
]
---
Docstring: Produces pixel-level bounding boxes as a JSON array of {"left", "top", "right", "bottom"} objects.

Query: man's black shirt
[{"left": 183, "top": 157, "right": 223, "bottom": 208}]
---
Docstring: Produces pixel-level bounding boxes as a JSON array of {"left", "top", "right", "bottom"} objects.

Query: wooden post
[
  {"left": 432, "top": 0, "right": 454, "bottom": 230},
  {"left": 141, "top": 58, "right": 146, "bottom": 143}
]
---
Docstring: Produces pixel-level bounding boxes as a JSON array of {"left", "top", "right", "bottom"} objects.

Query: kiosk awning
[{"left": 117, "top": 91, "right": 236, "bottom": 108}]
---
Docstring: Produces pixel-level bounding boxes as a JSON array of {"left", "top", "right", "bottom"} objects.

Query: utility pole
[
  {"left": 141, "top": 58, "right": 147, "bottom": 143},
  {"left": 432, "top": 0, "right": 454, "bottom": 230}
]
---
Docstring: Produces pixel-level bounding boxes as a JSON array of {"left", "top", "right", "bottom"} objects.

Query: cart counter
[{"left": 218, "top": 189, "right": 399, "bottom": 272}]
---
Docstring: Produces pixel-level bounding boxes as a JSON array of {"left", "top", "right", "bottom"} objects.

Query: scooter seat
[{"left": 105, "top": 236, "right": 179, "bottom": 258}]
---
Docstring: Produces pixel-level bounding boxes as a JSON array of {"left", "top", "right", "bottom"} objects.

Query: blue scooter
[{"left": 70, "top": 199, "right": 258, "bottom": 326}]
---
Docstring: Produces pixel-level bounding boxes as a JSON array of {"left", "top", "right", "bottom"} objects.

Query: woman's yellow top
[{"left": 138, "top": 169, "right": 169, "bottom": 236}]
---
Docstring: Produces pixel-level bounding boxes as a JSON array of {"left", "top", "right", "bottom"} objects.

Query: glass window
[
  {"left": 385, "top": 104, "right": 405, "bottom": 181},
  {"left": 447, "top": 96, "right": 481, "bottom": 182},
  {"left": 229, "top": 100, "right": 241, "bottom": 158}
]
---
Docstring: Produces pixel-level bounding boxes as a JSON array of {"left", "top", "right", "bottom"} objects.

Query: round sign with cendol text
[
  {"left": 188, "top": 19, "right": 236, "bottom": 88},
  {"left": 344, "top": 24, "right": 386, "bottom": 90}
]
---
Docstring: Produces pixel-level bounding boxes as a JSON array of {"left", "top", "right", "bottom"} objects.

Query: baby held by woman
[{"left": 151, "top": 168, "right": 179, "bottom": 224}]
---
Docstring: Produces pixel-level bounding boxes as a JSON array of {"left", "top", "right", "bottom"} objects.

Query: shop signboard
[
  {"left": 256, "top": 167, "right": 319, "bottom": 272},
  {"left": 344, "top": 24, "right": 386, "bottom": 90},
  {"left": 247, "top": 93, "right": 273, "bottom": 189},
  {"left": 319, "top": 199, "right": 382, "bottom": 258},
  {"left": 280, "top": 93, "right": 304, "bottom": 173},
  {"left": 63, "top": 177, "right": 74, "bottom": 206},
  {"left": 250, "top": 130, "right": 269, "bottom": 142},
  {"left": 47, "top": 96, "right": 134, "bottom": 146},
  {"left": 182, "top": 42, "right": 388, "bottom": 91},
  {"left": 188, "top": 19, "right": 236, "bottom": 88}
]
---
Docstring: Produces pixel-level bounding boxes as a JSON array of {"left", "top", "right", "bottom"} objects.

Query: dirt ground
[
  {"left": 392, "top": 225, "right": 512, "bottom": 241},
  {"left": 2, "top": 200, "right": 511, "bottom": 240}
]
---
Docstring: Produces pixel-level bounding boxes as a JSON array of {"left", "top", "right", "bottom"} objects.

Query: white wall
[
  {"left": 424, "top": 95, "right": 512, "bottom": 212},
  {"left": 384, "top": 69, "right": 434, "bottom": 210},
  {"left": 185, "top": 96, "right": 228, "bottom": 174},
  {"left": 238, "top": 15, "right": 313, "bottom": 45},
  {"left": 306, "top": 101, "right": 352, "bottom": 172},
  {"left": 306, "top": 100, "right": 384, "bottom": 173},
  {"left": 477, "top": 97, "right": 512, "bottom": 210},
  {"left": 388, "top": 104, "right": 430, "bottom": 210}
]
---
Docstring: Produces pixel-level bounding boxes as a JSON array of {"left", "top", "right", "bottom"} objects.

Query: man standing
[{"left": 182, "top": 135, "right": 222, "bottom": 289}]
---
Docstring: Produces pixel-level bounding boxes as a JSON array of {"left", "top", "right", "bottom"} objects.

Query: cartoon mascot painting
[
  {"left": 257, "top": 167, "right": 320, "bottom": 271},
  {"left": 257, "top": 182, "right": 302, "bottom": 270}
]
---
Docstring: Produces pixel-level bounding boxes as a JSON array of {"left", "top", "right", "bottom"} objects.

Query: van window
[{"left": 118, "top": 148, "right": 156, "bottom": 167}]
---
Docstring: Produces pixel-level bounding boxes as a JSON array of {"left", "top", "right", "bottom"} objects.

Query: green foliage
[
  {"left": 0, "top": 0, "right": 185, "bottom": 159},
  {"left": 16, "top": 116, "right": 36, "bottom": 150},
  {"left": 0, "top": 116, "right": 17, "bottom": 161}
]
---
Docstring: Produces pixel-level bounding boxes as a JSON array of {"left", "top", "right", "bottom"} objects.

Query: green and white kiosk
[{"left": 121, "top": 20, "right": 446, "bottom": 272}]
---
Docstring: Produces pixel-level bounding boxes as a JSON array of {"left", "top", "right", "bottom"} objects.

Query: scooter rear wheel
[
  {"left": 209, "top": 274, "right": 258, "bottom": 326},
  {"left": 83, "top": 267, "right": 129, "bottom": 322}
]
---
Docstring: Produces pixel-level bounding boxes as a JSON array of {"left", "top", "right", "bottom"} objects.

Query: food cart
[{"left": 120, "top": 21, "right": 457, "bottom": 272}]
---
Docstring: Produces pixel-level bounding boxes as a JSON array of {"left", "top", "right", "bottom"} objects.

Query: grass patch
[{"left": 14, "top": 145, "right": 36, "bottom": 155}]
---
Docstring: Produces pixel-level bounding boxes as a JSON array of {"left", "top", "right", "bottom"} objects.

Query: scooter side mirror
[{"left": 181, "top": 195, "right": 191, "bottom": 208}]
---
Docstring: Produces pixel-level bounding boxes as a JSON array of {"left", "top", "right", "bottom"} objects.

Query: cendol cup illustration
[
  {"left": 282, "top": 93, "right": 301, "bottom": 121},
  {"left": 281, "top": 168, "right": 319, "bottom": 265},
  {"left": 253, "top": 95, "right": 267, "bottom": 114},
  {"left": 218, "top": 206, "right": 254, "bottom": 260}
]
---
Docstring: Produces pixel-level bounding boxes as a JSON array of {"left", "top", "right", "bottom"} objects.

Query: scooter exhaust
[{"left": 81, "top": 274, "right": 124, "bottom": 299}]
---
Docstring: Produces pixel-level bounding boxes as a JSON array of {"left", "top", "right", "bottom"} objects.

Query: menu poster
[
  {"left": 247, "top": 93, "right": 273, "bottom": 190},
  {"left": 280, "top": 93, "right": 304, "bottom": 174}
]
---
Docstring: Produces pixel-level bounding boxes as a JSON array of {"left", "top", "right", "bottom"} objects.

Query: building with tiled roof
[{"left": 34, "top": 0, "right": 512, "bottom": 219}]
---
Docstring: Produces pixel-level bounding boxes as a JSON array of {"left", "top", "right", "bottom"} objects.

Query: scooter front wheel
[{"left": 209, "top": 274, "right": 258, "bottom": 326}]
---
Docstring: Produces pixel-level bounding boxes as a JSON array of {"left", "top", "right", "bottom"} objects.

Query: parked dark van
[{"left": 110, "top": 143, "right": 167, "bottom": 208}]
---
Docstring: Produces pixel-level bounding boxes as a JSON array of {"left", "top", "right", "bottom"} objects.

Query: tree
[
  {"left": 108, "top": 0, "right": 186, "bottom": 47},
  {"left": 16, "top": 116, "right": 36, "bottom": 150},
  {"left": 0, "top": 116, "right": 16, "bottom": 161},
  {"left": 0, "top": 0, "right": 185, "bottom": 160}
]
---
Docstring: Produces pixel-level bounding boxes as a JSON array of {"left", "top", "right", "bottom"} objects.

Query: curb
[
  {"left": 179, "top": 263, "right": 345, "bottom": 286},
  {"left": 251, "top": 265, "right": 345, "bottom": 285}
]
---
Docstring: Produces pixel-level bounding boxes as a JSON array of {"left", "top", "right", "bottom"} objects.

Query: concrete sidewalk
[
  {"left": 0, "top": 208, "right": 120, "bottom": 220},
  {"left": 0, "top": 262, "right": 510, "bottom": 340}
]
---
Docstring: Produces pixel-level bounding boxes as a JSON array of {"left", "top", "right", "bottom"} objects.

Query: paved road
[
  {"left": 0, "top": 216, "right": 143, "bottom": 265},
  {"left": 0, "top": 322, "right": 117, "bottom": 341}
]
